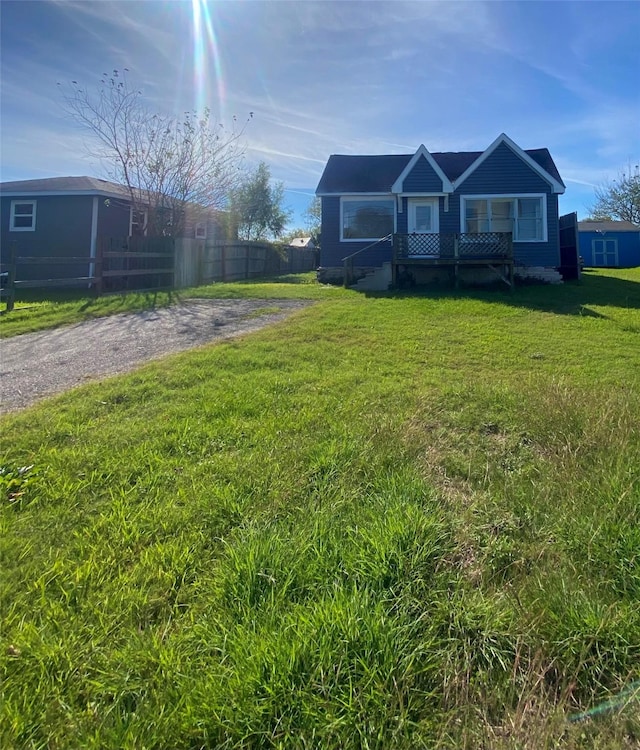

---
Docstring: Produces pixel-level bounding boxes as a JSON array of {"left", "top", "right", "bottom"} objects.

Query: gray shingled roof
[
  {"left": 316, "top": 148, "right": 564, "bottom": 194},
  {"left": 578, "top": 220, "right": 640, "bottom": 233},
  {"left": 0, "top": 176, "right": 131, "bottom": 198}
]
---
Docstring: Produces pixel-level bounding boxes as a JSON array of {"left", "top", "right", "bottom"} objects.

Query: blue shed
[{"left": 578, "top": 220, "right": 640, "bottom": 268}]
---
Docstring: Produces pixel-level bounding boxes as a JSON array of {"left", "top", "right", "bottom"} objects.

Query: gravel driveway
[{"left": 0, "top": 298, "right": 312, "bottom": 413}]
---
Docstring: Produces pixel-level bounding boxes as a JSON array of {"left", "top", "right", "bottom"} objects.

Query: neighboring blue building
[
  {"left": 0, "top": 176, "right": 228, "bottom": 282},
  {"left": 578, "top": 220, "right": 640, "bottom": 268},
  {"left": 316, "top": 133, "right": 567, "bottom": 286}
]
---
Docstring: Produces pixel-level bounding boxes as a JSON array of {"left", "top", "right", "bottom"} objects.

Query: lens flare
[{"left": 191, "top": 0, "right": 226, "bottom": 119}]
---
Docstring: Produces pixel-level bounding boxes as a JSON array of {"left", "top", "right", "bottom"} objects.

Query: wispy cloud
[{"left": 2, "top": 0, "right": 638, "bottom": 224}]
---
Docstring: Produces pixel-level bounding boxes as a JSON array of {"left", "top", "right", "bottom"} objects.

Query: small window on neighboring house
[
  {"left": 195, "top": 222, "right": 207, "bottom": 239},
  {"left": 10, "top": 200, "right": 37, "bottom": 231},
  {"left": 130, "top": 208, "right": 148, "bottom": 236}
]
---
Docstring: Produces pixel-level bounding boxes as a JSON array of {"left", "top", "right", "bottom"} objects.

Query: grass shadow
[{"left": 369, "top": 270, "right": 640, "bottom": 317}]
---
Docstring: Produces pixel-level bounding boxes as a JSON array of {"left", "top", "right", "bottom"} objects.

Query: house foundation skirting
[
  {"left": 318, "top": 263, "right": 562, "bottom": 288},
  {"left": 317, "top": 266, "right": 379, "bottom": 285}
]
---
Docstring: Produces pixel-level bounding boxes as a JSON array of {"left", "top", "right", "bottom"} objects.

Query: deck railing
[{"left": 393, "top": 232, "right": 513, "bottom": 261}]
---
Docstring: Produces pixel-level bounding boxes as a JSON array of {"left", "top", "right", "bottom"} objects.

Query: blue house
[
  {"left": 316, "top": 133, "right": 567, "bottom": 288},
  {"left": 578, "top": 220, "right": 640, "bottom": 268},
  {"left": 0, "top": 176, "right": 229, "bottom": 283}
]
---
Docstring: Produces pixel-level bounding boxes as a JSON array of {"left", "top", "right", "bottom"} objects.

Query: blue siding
[
  {"left": 458, "top": 142, "right": 551, "bottom": 193},
  {"left": 402, "top": 156, "right": 443, "bottom": 192},
  {"left": 579, "top": 231, "right": 640, "bottom": 268},
  {"left": 320, "top": 196, "right": 393, "bottom": 266},
  {"left": 98, "top": 198, "right": 131, "bottom": 237},
  {"left": 1, "top": 195, "right": 94, "bottom": 280},
  {"left": 439, "top": 196, "right": 459, "bottom": 234},
  {"left": 455, "top": 142, "right": 560, "bottom": 267},
  {"left": 319, "top": 140, "right": 562, "bottom": 269}
]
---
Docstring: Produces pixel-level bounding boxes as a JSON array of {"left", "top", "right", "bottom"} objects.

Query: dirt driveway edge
[{"left": 0, "top": 298, "right": 313, "bottom": 413}]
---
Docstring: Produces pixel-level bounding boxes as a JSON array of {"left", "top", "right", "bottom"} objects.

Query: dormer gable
[
  {"left": 391, "top": 145, "right": 454, "bottom": 194},
  {"left": 453, "top": 133, "right": 565, "bottom": 194}
]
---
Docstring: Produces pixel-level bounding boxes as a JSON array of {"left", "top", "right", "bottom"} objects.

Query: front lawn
[
  {"left": 1, "top": 269, "right": 639, "bottom": 748},
  {"left": 0, "top": 274, "right": 352, "bottom": 338}
]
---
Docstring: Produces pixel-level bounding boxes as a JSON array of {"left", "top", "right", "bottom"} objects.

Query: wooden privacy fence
[
  {"left": 1, "top": 237, "right": 174, "bottom": 311},
  {"left": 96, "top": 236, "right": 175, "bottom": 294},
  {"left": 174, "top": 239, "right": 317, "bottom": 288},
  {"left": 2, "top": 238, "right": 318, "bottom": 310}
]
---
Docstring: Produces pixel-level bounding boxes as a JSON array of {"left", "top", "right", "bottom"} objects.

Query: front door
[{"left": 408, "top": 199, "right": 439, "bottom": 256}]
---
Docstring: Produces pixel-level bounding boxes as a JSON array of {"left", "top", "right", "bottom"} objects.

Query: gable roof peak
[
  {"left": 453, "top": 133, "right": 565, "bottom": 193},
  {"left": 391, "top": 143, "right": 454, "bottom": 193}
]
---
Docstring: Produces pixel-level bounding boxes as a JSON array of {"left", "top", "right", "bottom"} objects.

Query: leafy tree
[
  {"left": 60, "top": 69, "right": 250, "bottom": 237},
  {"left": 303, "top": 196, "right": 321, "bottom": 246},
  {"left": 588, "top": 163, "right": 640, "bottom": 224},
  {"left": 230, "top": 162, "right": 291, "bottom": 241}
]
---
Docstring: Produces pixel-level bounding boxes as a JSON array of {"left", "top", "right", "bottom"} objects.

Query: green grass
[
  {"left": 0, "top": 273, "right": 347, "bottom": 338},
  {"left": 1, "top": 269, "right": 640, "bottom": 748},
  {"left": 0, "top": 288, "right": 181, "bottom": 338}
]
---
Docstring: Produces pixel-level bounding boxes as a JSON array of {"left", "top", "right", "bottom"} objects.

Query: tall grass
[{"left": 2, "top": 269, "right": 639, "bottom": 748}]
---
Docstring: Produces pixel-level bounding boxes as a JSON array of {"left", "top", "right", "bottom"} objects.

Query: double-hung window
[
  {"left": 10, "top": 200, "right": 37, "bottom": 231},
  {"left": 130, "top": 208, "right": 148, "bottom": 236},
  {"left": 341, "top": 197, "right": 395, "bottom": 241},
  {"left": 463, "top": 196, "right": 545, "bottom": 242}
]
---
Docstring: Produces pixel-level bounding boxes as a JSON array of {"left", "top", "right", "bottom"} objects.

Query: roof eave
[
  {"left": 0, "top": 189, "right": 130, "bottom": 199},
  {"left": 316, "top": 191, "right": 394, "bottom": 197}
]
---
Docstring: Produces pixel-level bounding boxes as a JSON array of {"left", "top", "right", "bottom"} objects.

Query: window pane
[
  {"left": 490, "top": 200, "right": 514, "bottom": 233},
  {"left": 517, "top": 218, "right": 541, "bottom": 240},
  {"left": 14, "top": 215, "right": 34, "bottom": 228},
  {"left": 14, "top": 203, "right": 34, "bottom": 215},
  {"left": 343, "top": 200, "right": 394, "bottom": 239},
  {"left": 414, "top": 205, "right": 432, "bottom": 231},
  {"left": 516, "top": 198, "right": 542, "bottom": 240},
  {"left": 465, "top": 200, "right": 488, "bottom": 233},
  {"left": 518, "top": 198, "right": 541, "bottom": 218}
]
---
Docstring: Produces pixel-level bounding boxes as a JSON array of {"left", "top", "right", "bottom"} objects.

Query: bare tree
[
  {"left": 60, "top": 69, "right": 250, "bottom": 237},
  {"left": 588, "top": 163, "right": 640, "bottom": 225}
]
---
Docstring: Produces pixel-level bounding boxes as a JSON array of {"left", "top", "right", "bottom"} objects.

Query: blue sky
[{"left": 1, "top": 0, "right": 639, "bottom": 228}]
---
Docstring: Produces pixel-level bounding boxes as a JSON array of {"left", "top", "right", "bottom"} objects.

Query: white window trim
[
  {"left": 129, "top": 207, "right": 148, "bottom": 237},
  {"left": 195, "top": 222, "right": 207, "bottom": 239},
  {"left": 460, "top": 194, "right": 547, "bottom": 243},
  {"left": 340, "top": 195, "right": 396, "bottom": 242},
  {"left": 9, "top": 199, "right": 37, "bottom": 231}
]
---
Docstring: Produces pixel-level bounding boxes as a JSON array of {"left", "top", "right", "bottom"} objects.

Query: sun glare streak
[{"left": 191, "top": 0, "right": 226, "bottom": 121}]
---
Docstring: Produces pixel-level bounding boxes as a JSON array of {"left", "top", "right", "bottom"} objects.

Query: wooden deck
[{"left": 392, "top": 232, "right": 514, "bottom": 289}]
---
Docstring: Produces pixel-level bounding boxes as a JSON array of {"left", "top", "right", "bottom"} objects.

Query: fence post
[
  {"left": 343, "top": 258, "right": 351, "bottom": 288},
  {"left": 93, "top": 237, "right": 104, "bottom": 296},
  {"left": 245, "top": 245, "right": 250, "bottom": 280},
  {"left": 221, "top": 245, "right": 226, "bottom": 281},
  {"left": 5, "top": 241, "right": 17, "bottom": 311}
]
